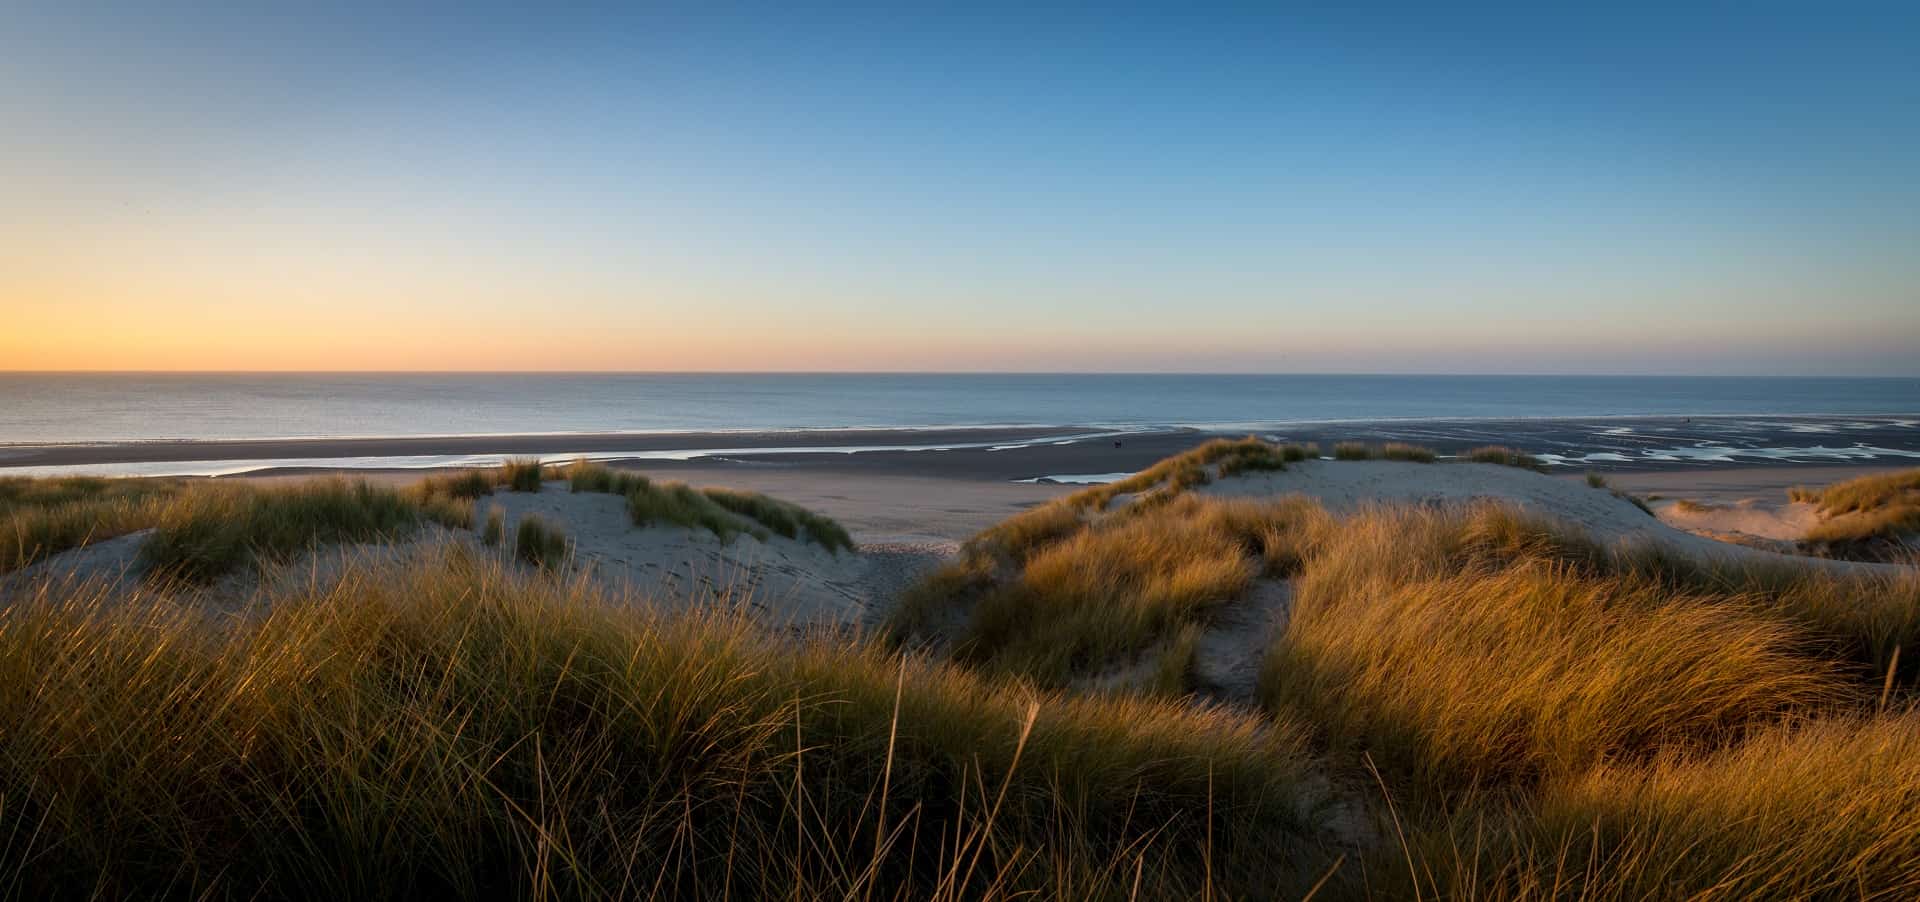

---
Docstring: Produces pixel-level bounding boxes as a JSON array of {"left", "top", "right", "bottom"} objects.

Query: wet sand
[
  {"left": 5, "top": 414, "right": 1914, "bottom": 477},
  {"left": 9, "top": 415, "right": 1914, "bottom": 544}
]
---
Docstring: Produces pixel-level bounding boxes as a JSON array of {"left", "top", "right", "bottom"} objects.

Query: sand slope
[
  {"left": 469, "top": 482, "right": 943, "bottom": 627},
  {"left": 3, "top": 481, "right": 944, "bottom": 627},
  {"left": 1199, "top": 460, "right": 1899, "bottom": 575}
]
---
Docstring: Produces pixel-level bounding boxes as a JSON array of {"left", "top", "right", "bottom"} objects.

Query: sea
[{"left": 4, "top": 373, "right": 1917, "bottom": 445}]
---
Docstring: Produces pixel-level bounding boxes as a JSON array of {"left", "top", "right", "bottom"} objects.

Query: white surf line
[
  {"left": 1012, "top": 472, "right": 1137, "bottom": 485},
  {"left": 1536, "top": 445, "right": 1920, "bottom": 466}
]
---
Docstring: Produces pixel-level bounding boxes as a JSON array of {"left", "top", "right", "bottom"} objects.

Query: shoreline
[{"left": 1, "top": 413, "right": 1916, "bottom": 481}]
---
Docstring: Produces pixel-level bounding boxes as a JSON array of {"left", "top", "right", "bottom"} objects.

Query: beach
[{"left": 8, "top": 414, "right": 1918, "bottom": 543}]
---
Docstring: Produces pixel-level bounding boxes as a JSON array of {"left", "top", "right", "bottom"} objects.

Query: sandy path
[{"left": 1191, "top": 580, "right": 1292, "bottom": 701}]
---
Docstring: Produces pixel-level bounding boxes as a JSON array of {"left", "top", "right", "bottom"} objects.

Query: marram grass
[
  {"left": 0, "top": 548, "right": 1327, "bottom": 900},
  {"left": 562, "top": 461, "right": 855, "bottom": 551}
]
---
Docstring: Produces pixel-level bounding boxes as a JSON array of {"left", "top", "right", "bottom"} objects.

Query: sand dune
[{"left": 1201, "top": 459, "right": 1900, "bottom": 575}]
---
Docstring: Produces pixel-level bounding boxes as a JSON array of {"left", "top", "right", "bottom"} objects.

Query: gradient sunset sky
[{"left": 4, "top": 4, "right": 1917, "bottom": 374}]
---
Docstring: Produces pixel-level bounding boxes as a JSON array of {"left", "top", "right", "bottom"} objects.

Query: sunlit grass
[
  {"left": 1332, "top": 442, "right": 1373, "bottom": 461},
  {"left": 1259, "top": 503, "right": 1852, "bottom": 800},
  {"left": 1387, "top": 712, "right": 1920, "bottom": 899},
  {"left": 1464, "top": 445, "right": 1544, "bottom": 471},
  {"left": 513, "top": 514, "right": 569, "bottom": 569},
  {"left": 500, "top": 457, "right": 547, "bottom": 492},
  {"left": 1791, "top": 468, "right": 1920, "bottom": 557},
  {"left": 9, "top": 443, "right": 1919, "bottom": 897},
  {"left": 0, "top": 475, "right": 186, "bottom": 572},
  {"left": 0, "top": 549, "right": 1326, "bottom": 899},
  {"left": 480, "top": 503, "right": 503, "bottom": 546},
  {"left": 955, "top": 495, "right": 1324, "bottom": 685},
  {"left": 561, "top": 461, "right": 854, "bottom": 551},
  {"left": 138, "top": 479, "right": 471, "bottom": 582},
  {"left": 1379, "top": 442, "right": 1436, "bottom": 463},
  {"left": 416, "top": 469, "right": 497, "bottom": 501},
  {"left": 703, "top": 487, "right": 855, "bottom": 553}
]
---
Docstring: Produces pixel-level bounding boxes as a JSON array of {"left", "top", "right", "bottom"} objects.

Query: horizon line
[{"left": 4, "top": 369, "right": 1920, "bottom": 380}]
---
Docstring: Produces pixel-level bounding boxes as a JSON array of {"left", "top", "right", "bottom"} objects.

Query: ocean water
[{"left": 2, "top": 373, "right": 1916, "bottom": 445}]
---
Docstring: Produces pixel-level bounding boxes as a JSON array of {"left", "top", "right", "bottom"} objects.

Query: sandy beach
[{"left": 7, "top": 416, "right": 1914, "bottom": 545}]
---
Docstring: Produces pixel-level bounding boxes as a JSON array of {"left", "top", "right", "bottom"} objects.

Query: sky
[{"left": 3, "top": 3, "right": 1917, "bottom": 375}]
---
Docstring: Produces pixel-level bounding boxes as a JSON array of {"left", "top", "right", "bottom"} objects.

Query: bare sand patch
[{"left": 468, "top": 481, "right": 942, "bottom": 627}]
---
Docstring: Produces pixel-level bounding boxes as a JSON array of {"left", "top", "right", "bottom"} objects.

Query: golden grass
[
  {"left": 703, "top": 487, "right": 856, "bottom": 553},
  {"left": 1673, "top": 498, "right": 1719, "bottom": 513},
  {"left": 0, "top": 475, "right": 186, "bottom": 572},
  {"left": 1082, "top": 436, "right": 1287, "bottom": 508},
  {"left": 1388, "top": 712, "right": 1920, "bottom": 899},
  {"left": 1786, "top": 468, "right": 1920, "bottom": 558},
  {"left": 480, "top": 503, "right": 503, "bottom": 546},
  {"left": 500, "top": 456, "right": 547, "bottom": 492},
  {"left": 1379, "top": 442, "right": 1437, "bottom": 463},
  {"left": 954, "top": 437, "right": 1294, "bottom": 572},
  {"left": 1792, "top": 468, "right": 1920, "bottom": 514},
  {"left": 564, "top": 459, "right": 652, "bottom": 495},
  {"left": 1804, "top": 503, "right": 1920, "bottom": 547},
  {"left": 903, "top": 493, "right": 1330, "bottom": 686},
  {"left": 1332, "top": 441, "right": 1373, "bottom": 461},
  {"left": 0, "top": 549, "right": 1325, "bottom": 898},
  {"left": 1261, "top": 505, "right": 1850, "bottom": 798},
  {"left": 512, "top": 513, "right": 568, "bottom": 568},
  {"left": 560, "top": 461, "right": 854, "bottom": 551},
  {"left": 416, "top": 468, "right": 497, "bottom": 500},
  {"left": 13, "top": 444, "right": 1920, "bottom": 897},
  {"left": 138, "top": 479, "right": 472, "bottom": 582},
  {"left": 890, "top": 437, "right": 1920, "bottom": 897},
  {"left": 962, "top": 497, "right": 1263, "bottom": 683},
  {"left": 3, "top": 474, "right": 482, "bottom": 577},
  {"left": 1255, "top": 502, "right": 1920, "bottom": 804},
  {"left": 1464, "top": 445, "right": 1544, "bottom": 471}
]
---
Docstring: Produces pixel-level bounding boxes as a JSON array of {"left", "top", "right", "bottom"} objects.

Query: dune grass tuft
[
  {"left": 702, "top": 487, "right": 855, "bottom": 553},
  {"left": 500, "top": 457, "right": 547, "bottom": 493},
  {"left": 1380, "top": 442, "right": 1437, "bottom": 463},
  {"left": 512, "top": 514, "right": 568, "bottom": 568},
  {"left": 0, "top": 550, "right": 1326, "bottom": 899},
  {"left": 1792, "top": 468, "right": 1920, "bottom": 515},
  {"left": 1332, "top": 441, "right": 1373, "bottom": 461},
  {"left": 416, "top": 469, "right": 497, "bottom": 501},
  {"left": 1464, "top": 445, "right": 1544, "bottom": 471},
  {"left": 480, "top": 504, "right": 503, "bottom": 546},
  {"left": 1790, "top": 468, "right": 1920, "bottom": 557},
  {"left": 952, "top": 437, "right": 1296, "bottom": 571},
  {"left": 1, "top": 476, "right": 186, "bottom": 572},
  {"left": 908, "top": 493, "right": 1329, "bottom": 686},
  {"left": 1076, "top": 436, "right": 1287, "bottom": 509},
  {"left": 138, "top": 479, "right": 470, "bottom": 582},
  {"left": 622, "top": 480, "right": 765, "bottom": 542},
  {"left": 562, "top": 461, "right": 854, "bottom": 551},
  {"left": 563, "top": 459, "right": 652, "bottom": 495},
  {"left": 1585, "top": 472, "right": 1608, "bottom": 488},
  {"left": 1278, "top": 442, "right": 1318, "bottom": 462}
]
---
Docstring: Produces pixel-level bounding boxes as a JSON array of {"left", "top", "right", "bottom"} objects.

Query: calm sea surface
[{"left": 1, "top": 373, "right": 1916, "bottom": 445}]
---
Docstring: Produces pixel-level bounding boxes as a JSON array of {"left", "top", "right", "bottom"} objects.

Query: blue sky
[{"left": 3, "top": 3, "right": 1917, "bottom": 373}]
